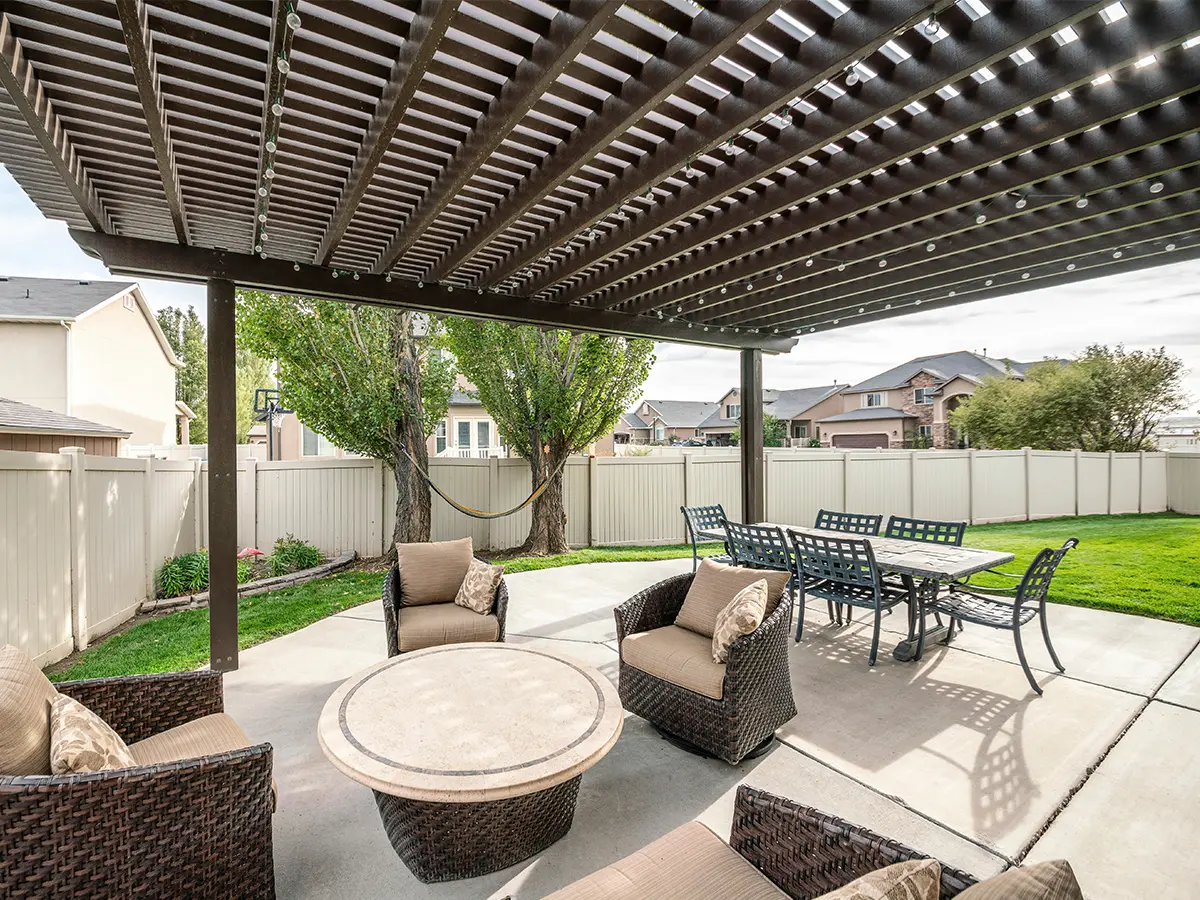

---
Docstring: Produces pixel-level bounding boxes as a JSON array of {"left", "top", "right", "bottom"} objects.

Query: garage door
[{"left": 832, "top": 433, "right": 889, "bottom": 449}]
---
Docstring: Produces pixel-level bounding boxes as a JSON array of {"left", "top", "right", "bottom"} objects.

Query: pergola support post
[
  {"left": 740, "top": 348, "right": 764, "bottom": 524},
  {"left": 207, "top": 277, "right": 238, "bottom": 672}
]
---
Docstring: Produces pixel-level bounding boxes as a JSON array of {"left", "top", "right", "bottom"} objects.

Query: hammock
[{"left": 398, "top": 443, "right": 569, "bottom": 520}]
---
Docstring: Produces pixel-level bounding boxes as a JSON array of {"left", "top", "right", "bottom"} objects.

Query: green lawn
[{"left": 48, "top": 514, "right": 1197, "bottom": 681}]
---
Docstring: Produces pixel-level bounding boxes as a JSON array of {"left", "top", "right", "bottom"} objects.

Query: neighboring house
[
  {"left": 427, "top": 386, "right": 504, "bottom": 458},
  {"left": 820, "top": 350, "right": 1045, "bottom": 449},
  {"left": 1154, "top": 416, "right": 1200, "bottom": 449},
  {"left": 0, "top": 396, "right": 130, "bottom": 456},
  {"left": 0, "top": 276, "right": 182, "bottom": 446},
  {"left": 699, "top": 385, "right": 847, "bottom": 445},
  {"left": 620, "top": 399, "right": 720, "bottom": 444}
]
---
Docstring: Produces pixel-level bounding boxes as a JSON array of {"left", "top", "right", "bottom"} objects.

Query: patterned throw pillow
[
  {"left": 955, "top": 860, "right": 1083, "bottom": 899},
  {"left": 49, "top": 693, "right": 137, "bottom": 775},
  {"left": 711, "top": 579, "right": 768, "bottom": 663},
  {"left": 814, "top": 859, "right": 942, "bottom": 900},
  {"left": 454, "top": 557, "right": 504, "bottom": 615}
]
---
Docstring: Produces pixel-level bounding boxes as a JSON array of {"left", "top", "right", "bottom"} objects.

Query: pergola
[{"left": 2, "top": 0, "right": 1197, "bottom": 670}]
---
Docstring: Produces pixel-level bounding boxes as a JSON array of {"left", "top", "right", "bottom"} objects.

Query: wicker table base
[{"left": 373, "top": 775, "right": 582, "bottom": 883}]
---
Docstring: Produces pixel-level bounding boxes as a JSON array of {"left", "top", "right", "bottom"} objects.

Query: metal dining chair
[
  {"left": 814, "top": 509, "right": 882, "bottom": 624},
  {"left": 787, "top": 529, "right": 912, "bottom": 665},
  {"left": 680, "top": 504, "right": 732, "bottom": 572},
  {"left": 927, "top": 539, "right": 1079, "bottom": 695},
  {"left": 882, "top": 516, "right": 967, "bottom": 633},
  {"left": 723, "top": 520, "right": 794, "bottom": 626}
]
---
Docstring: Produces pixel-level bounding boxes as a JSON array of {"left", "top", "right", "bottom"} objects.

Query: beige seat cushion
[
  {"left": 622, "top": 626, "right": 726, "bottom": 700},
  {"left": 396, "top": 537, "right": 473, "bottom": 606},
  {"left": 0, "top": 643, "right": 58, "bottom": 775},
  {"left": 455, "top": 556, "right": 504, "bottom": 615},
  {"left": 675, "top": 559, "right": 790, "bottom": 639},
  {"left": 49, "top": 693, "right": 136, "bottom": 775},
  {"left": 396, "top": 602, "right": 501, "bottom": 653},
  {"left": 814, "top": 859, "right": 941, "bottom": 899},
  {"left": 545, "top": 820, "right": 787, "bottom": 900},
  {"left": 955, "top": 860, "right": 1083, "bottom": 900},
  {"left": 128, "top": 712, "right": 254, "bottom": 766},
  {"left": 712, "top": 579, "right": 768, "bottom": 663}
]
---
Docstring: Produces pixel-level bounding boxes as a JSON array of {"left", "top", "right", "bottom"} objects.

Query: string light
[
  {"left": 837, "top": 262, "right": 846, "bottom": 272},
  {"left": 285, "top": 4, "right": 301, "bottom": 29},
  {"left": 293, "top": 262, "right": 300, "bottom": 272},
  {"left": 698, "top": 296, "right": 706, "bottom": 305},
  {"left": 385, "top": 274, "right": 392, "bottom": 282},
  {"left": 805, "top": 258, "right": 814, "bottom": 267},
  {"left": 1014, "top": 193, "right": 1028, "bottom": 209},
  {"left": 258, "top": 186, "right": 268, "bottom": 197},
  {"left": 265, "top": 139, "right": 277, "bottom": 154},
  {"left": 271, "top": 101, "right": 284, "bottom": 117},
  {"left": 1150, "top": 181, "right": 1164, "bottom": 193},
  {"left": 276, "top": 55, "right": 290, "bottom": 75},
  {"left": 1075, "top": 194, "right": 1089, "bottom": 209},
  {"left": 1066, "top": 263, "right": 1076, "bottom": 270},
  {"left": 845, "top": 64, "right": 861, "bottom": 86},
  {"left": 1112, "top": 250, "right": 1123, "bottom": 258},
  {"left": 923, "top": 15, "right": 939, "bottom": 35},
  {"left": 1021, "top": 272, "right": 1030, "bottom": 279},
  {"left": 878, "top": 259, "right": 887, "bottom": 268},
  {"left": 975, "top": 213, "right": 987, "bottom": 224},
  {"left": 331, "top": 270, "right": 338, "bottom": 278},
  {"left": 926, "top": 242, "right": 936, "bottom": 252},
  {"left": 1166, "top": 243, "right": 1177, "bottom": 251}
]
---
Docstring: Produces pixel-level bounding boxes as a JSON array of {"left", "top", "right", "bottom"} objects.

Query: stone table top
[{"left": 318, "top": 642, "right": 624, "bottom": 803}]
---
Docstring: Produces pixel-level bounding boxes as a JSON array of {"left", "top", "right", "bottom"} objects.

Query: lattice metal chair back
[
  {"left": 788, "top": 529, "right": 909, "bottom": 666},
  {"left": 814, "top": 508, "right": 882, "bottom": 536},
  {"left": 724, "top": 520, "right": 790, "bottom": 573},
  {"left": 680, "top": 503, "right": 731, "bottom": 571},
  {"left": 929, "top": 538, "right": 1079, "bottom": 695},
  {"left": 884, "top": 515, "right": 966, "bottom": 546}
]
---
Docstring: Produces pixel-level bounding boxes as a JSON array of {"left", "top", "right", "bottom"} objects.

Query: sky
[{"left": 2, "top": 166, "right": 1198, "bottom": 410}]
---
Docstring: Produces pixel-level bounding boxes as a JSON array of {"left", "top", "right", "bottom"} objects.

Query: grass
[{"left": 48, "top": 513, "right": 1198, "bottom": 680}]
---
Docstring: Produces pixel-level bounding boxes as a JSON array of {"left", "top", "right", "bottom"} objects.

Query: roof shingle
[{"left": 0, "top": 276, "right": 136, "bottom": 319}]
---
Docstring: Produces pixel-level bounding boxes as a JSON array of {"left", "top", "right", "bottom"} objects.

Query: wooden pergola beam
[
  {"left": 0, "top": 12, "right": 111, "bottom": 232},
  {"left": 68, "top": 228, "right": 797, "bottom": 353},
  {"left": 484, "top": 0, "right": 946, "bottom": 290},
  {"left": 114, "top": 0, "right": 189, "bottom": 244},
  {"left": 612, "top": 56, "right": 1200, "bottom": 317},
  {"left": 543, "top": 0, "right": 1109, "bottom": 305},
  {"left": 420, "top": 0, "right": 792, "bottom": 282},
  {"left": 315, "top": 0, "right": 460, "bottom": 266},
  {"left": 369, "top": 0, "right": 621, "bottom": 274}
]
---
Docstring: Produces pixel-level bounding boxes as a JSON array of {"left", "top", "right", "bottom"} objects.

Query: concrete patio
[{"left": 222, "top": 560, "right": 1200, "bottom": 900}]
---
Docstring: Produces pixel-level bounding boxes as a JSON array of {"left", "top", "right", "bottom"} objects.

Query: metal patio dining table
[{"left": 757, "top": 524, "right": 1015, "bottom": 660}]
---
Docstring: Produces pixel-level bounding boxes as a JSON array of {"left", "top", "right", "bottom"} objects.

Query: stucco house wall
[
  {"left": 70, "top": 297, "right": 177, "bottom": 445},
  {"left": 0, "top": 321, "right": 69, "bottom": 413}
]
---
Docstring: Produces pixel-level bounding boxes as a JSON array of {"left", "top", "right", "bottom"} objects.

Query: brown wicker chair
[
  {"left": 382, "top": 561, "right": 509, "bottom": 657},
  {"left": 0, "top": 670, "right": 275, "bottom": 899},
  {"left": 615, "top": 573, "right": 796, "bottom": 765},
  {"left": 543, "top": 784, "right": 979, "bottom": 899}
]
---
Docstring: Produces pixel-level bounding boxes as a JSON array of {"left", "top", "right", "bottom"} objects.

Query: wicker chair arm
[
  {"left": 730, "top": 785, "right": 978, "bottom": 899},
  {"left": 383, "top": 565, "right": 401, "bottom": 657},
  {"left": 55, "top": 670, "right": 223, "bottom": 744},
  {"left": 724, "top": 592, "right": 792, "bottom": 675},
  {"left": 614, "top": 573, "right": 693, "bottom": 643},
  {"left": 493, "top": 577, "right": 509, "bottom": 641},
  {"left": 0, "top": 744, "right": 274, "bottom": 898}
]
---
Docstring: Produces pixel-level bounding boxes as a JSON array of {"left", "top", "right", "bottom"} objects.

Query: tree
[
  {"left": 732, "top": 413, "right": 787, "bottom": 448},
  {"left": 235, "top": 348, "right": 274, "bottom": 443},
  {"left": 237, "top": 294, "right": 455, "bottom": 547},
  {"left": 950, "top": 344, "right": 1188, "bottom": 451},
  {"left": 445, "top": 322, "right": 654, "bottom": 555},
  {"left": 156, "top": 305, "right": 207, "bottom": 442}
]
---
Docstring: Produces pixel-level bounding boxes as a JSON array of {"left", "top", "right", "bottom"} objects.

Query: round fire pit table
[{"left": 318, "top": 642, "right": 623, "bottom": 883}]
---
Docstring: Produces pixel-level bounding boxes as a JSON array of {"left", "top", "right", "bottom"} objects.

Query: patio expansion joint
[
  {"left": 509, "top": 632, "right": 617, "bottom": 649},
  {"left": 773, "top": 735, "right": 1017, "bottom": 869}
]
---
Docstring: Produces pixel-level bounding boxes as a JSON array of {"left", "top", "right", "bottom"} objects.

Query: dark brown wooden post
[
  {"left": 740, "top": 348, "right": 764, "bottom": 523},
  {"left": 207, "top": 277, "right": 238, "bottom": 671}
]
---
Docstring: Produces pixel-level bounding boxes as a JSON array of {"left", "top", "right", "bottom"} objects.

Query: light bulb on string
[
  {"left": 878, "top": 259, "right": 887, "bottom": 268},
  {"left": 845, "top": 65, "right": 860, "bottom": 86},
  {"left": 1066, "top": 263, "right": 1076, "bottom": 270},
  {"left": 926, "top": 242, "right": 935, "bottom": 252},
  {"left": 1075, "top": 195, "right": 1088, "bottom": 209},
  {"left": 838, "top": 263, "right": 846, "bottom": 272},
  {"left": 976, "top": 213, "right": 987, "bottom": 224},
  {"left": 1166, "top": 243, "right": 1177, "bottom": 251},
  {"left": 1112, "top": 250, "right": 1123, "bottom": 258},
  {"left": 1150, "top": 181, "right": 1164, "bottom": 194},
  {"left": 293, "top": 263, "right": 300, "bottom": 272},
  {"left": 265, "top": 139, "right": 277, "bottom": 154},
  {"left": 258, "top": 213, "right": 267, "bottom": 223},
  {"left": 923, "top": 15, "right": 939, "bottom": 35},
  {"left": 805, "top": 258, "right": 814, "bottom": 267},
  {"left": 276, "top": 56, "right": 290, "bottom": 75},
  {"left": 698, "top": 297, "right": 706, "bottom": 305},
  {"left": 286, "top": 8, "right": 301, "bottom": 29},
  {"left": 1014, "top": 193, "right": 1028, "bottom": 209},
  {"left": 258, "top": 186, "right": 268, "bottom": 197},
  {"left": 271, "top": 101, "right": 284, "bottom": 117}
]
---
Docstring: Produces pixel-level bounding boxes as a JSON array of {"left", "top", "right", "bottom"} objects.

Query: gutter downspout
[{"left": 60, "top": 319, "right": 72, "bottom": 415}]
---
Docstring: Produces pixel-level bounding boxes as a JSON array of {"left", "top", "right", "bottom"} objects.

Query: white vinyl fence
[{"left": 1, "top": 447, "right": 1197, "bottom": 666}]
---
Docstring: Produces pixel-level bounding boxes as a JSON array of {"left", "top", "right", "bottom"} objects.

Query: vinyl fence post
[
  {"left": 62, "top": 446, "right": 88, "bottom": 651},
  {"left": 683, "top": 452, "right": 694, "bottom": 509},
  {"left": 588, "top": 455, "right": 599, "bottom": 547},
  {"left": 488, "top": 456, "right": 499, "bottom": 550},
  {"left": 842, "top": 450, "right": 850, "bottom": 512},
  {"left": 1137, "top": 449, "right": 1146, "bottom": 513},
  {"left": 143, "top": 457, "right": 155, "bottom": 601},
  {"left": 242, "top": 457, "right": 257, "bottom": 552},
  {"left": 967, "top": 449, "right": 977, "bottom": 525},
  {"left": 192, "top": 458, "right": 203, "bottom": 551},
  {"left": 1023, "top": 446, "right": 1032, "bottom": 521},
  {"left": 1107, "top": 450, "right": 1116, "bottom": 514},
  {"left": 909, "top": 450, "right": 917, "bottom": 518},
  {"left": 1073, "top": 448, "right": 1082, "bottom": 517}
]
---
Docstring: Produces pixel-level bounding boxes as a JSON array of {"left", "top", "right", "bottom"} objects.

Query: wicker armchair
[
  {"left": 615, "top": 572, "right": 796, "bottom": 765},
  {"left": 0, "top": 670, "right": 275, "bottom": 899},
  {"left": 382, "top": 561, "right": 509, "bottom": 657}
]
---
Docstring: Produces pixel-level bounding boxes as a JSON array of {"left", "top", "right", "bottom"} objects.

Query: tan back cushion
[
  {"left": 0, "top": 644, "right": 58, "bottom": 775},
  {"left": 711, "top": 579, "right": 768, "bottom": 663},
  {"left": 814, "top": 859, "right": 941, "bottom": 899},
  {"left": 395, "top": 537, "right": 473, "bottom": 606},
  {"left": 49, "top": 693, "right": 136, "bottom": 775},
  {"left": 955, "top": 860, "right": 1083, "bottom": 900},
  {"left": 675, "top": 559, "right": 790, "bottom": 638},
  {"left": 455, "top": 556, "right": 504, "bottom": 615}
]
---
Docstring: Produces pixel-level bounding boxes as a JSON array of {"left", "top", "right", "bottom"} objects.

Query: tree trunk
[
  {"left": 388, "top": 311, "right": 433, "bottom": 557},
  {"left": 518, "top": 448, "right": 569, "bottom": 556}
]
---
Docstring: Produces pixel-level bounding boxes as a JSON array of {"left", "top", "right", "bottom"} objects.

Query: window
[
  {"left": 476, "top": 420, "right": 490, "bottom": 449},
  {"left": 793, "top": 423, "right": 808, "bottom": 438},
  {"left": 435, "top": 421, "right": 447, "bottom": 454},
  {"left": 863, "top": 393, "right": 883, "bottom": 407},
  {"left": 914, "top": 387, "right": 934, "bottom": 405},
  {"left": 654, "top": 423, "right": 665, "bottom": 441},
  {"left": 457, "top": 420, "right": 471, "bottom": 449},
  {"left": 919, "top": 425, "right": 933, "bottom": 438},
  {"left": 301, "top": 425, "right": 335, "bottom": 457},
  {"left": 123, "top": 295, "right": 136, "bottom": 311},
  {"left": 726, "top": 403, "right": 741, "bottom": 419}
]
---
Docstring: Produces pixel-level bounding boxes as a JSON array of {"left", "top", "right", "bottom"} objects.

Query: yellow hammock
[{"left": 398, "top": 443, "right": 570, "bottom": 520}]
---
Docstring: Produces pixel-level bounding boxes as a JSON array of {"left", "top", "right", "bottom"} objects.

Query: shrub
[
  {"left": 155, "top": 550, "right": 209, "bottom": 598},
  {"left": 269, "top": 536, "right": 322, "bottom": 576}
]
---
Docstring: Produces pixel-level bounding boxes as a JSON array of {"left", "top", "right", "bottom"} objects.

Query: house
[
  {"left": 1154, "top": 416, "right": 1200, "bottom": 449},
  {"left": 0, "top": 396, "right": 130, "bottom": 456},
  {"left": 699, "top": 385, "right": 847, "bottom": 445},
  {"left": 0, "top": 276, "right": 182, "bottom": 446},
  {"left": 819, "top": 350, "right": 1045, "bottom": 449},
  {"left": 617, "top": 399, "right": 720, "bottom": 444},
  {"left": 426, "top": 385, "right": 505, "bottom": 458}
]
